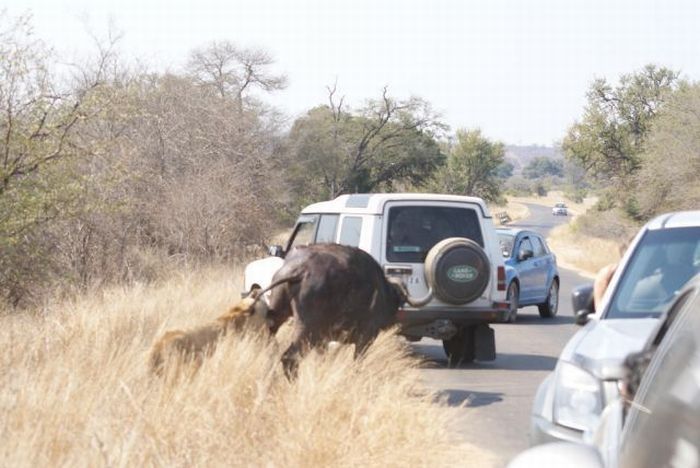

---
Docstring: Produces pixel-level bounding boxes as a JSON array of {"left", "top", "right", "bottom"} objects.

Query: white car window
[{"left": 608, "top": 227, "right": 700, "bottom": 318}]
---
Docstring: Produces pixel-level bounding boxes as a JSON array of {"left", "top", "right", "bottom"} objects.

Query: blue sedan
[{"left": 496, "top": 228, "right": 560, "bottom": 322}]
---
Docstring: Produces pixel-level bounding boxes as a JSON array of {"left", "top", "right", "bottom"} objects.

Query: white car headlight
[{"left": 553, "top": 362, "right": 603, "bottom": 432}]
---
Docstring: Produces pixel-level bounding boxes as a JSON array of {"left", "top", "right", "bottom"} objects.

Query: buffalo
[{"left": 259, "top": 243, "right": 425, "bottom": 376}]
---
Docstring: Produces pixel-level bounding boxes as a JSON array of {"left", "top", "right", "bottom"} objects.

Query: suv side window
[
  {"left": 316, "top": 214, "right": 339, "bottom": 243},
  {"left": 339, "top": 216, "right": 363, "bottom": 247}
]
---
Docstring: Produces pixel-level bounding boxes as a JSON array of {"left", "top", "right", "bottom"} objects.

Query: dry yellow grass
[
  {"left": 0, "top": 267, "right": 494, "bottom": 467},
  {"left": 546, "top": 224, "right": 623, "bottom": 278}
]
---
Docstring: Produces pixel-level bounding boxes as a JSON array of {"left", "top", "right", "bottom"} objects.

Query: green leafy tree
[
  {"left": 562, "top": 65, "right": 679, "bottom": 197},
  {"left": 505, "top": 176, "right": 532, "bottom": 196},
  {"left": 522, "top": 156, "right": 563, "bottom": 179},
  {"left": 427, "top": 129, "right": 505, "bottom": 202},
  {"left": 284, "top": 86, "right": 445, "bottom": 205},
  {"left": 0, "top": 14, "right": 114, "bottom": 305},
  {"left": 495, "top": 160, "right": 514, "bottom": 179},
  {"left": 635, "top": 82, "right": 700, "bottom": 219}
]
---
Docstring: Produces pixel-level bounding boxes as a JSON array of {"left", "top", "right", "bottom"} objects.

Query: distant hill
[{"left": 505, "top": 145, "right": 563, "bottom": 173}]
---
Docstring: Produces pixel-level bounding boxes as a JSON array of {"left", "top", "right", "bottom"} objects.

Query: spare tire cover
[{"left": 424, "top": 237, "right": 491, "bottom": 305}]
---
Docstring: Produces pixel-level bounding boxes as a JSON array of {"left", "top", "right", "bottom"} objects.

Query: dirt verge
[{"left": 546, "top": 224, "right": 621, "bottom": 278}]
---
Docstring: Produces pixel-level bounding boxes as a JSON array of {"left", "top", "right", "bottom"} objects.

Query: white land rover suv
[{"left": 243, "top": 193, "right": 509, "bottom": 364}]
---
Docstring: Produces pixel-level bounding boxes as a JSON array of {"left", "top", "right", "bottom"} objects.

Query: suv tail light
[{"left": 497, "top": 266, "right": 506, "bottom": 291}]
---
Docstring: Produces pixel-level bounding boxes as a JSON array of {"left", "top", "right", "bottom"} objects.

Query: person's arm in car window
[{"left": 594, "top": 263, "right": 618, "bottom": 311}]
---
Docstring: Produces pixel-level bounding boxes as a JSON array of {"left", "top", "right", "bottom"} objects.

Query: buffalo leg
[
  {"left": 352, "top": 331, "right": 377, "bottom": 359},
  {"left": 280, "top": 325, "right": 326, "bottom": 379},
  {"left": 281, "top": 343, "right": 302, "bottom": 378}
]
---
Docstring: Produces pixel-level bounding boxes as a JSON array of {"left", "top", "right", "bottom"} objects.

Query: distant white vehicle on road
[{"left": 552, "top": 203, "right": 568, "bottom": 216}]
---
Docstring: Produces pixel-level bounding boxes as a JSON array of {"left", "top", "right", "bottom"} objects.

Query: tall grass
[
  {"left": 547, "top": 224, "right": 622, "bottom": 276},
  {"left": 0, "top": 267, "right": 492, "bottom": 467},
  {"left": 546, "top": 208, "right": 638, "bottom": 276}
]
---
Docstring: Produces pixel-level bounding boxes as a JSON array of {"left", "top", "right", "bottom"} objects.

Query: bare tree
[
  {"left": 285, "top": 86, "right": 446, "bottom": 204},
  {"left": 187, "top": 41, "right": 287, "bottom": 108},
  {"left": 0, "top": 17, "right": 290, "bottom": 307}
]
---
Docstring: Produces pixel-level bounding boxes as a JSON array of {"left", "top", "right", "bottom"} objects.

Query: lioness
[{"left": 149, "top": 288, "right": 268, "bottom": 375}]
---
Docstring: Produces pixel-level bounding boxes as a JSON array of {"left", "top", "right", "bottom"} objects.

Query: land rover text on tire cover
[{"left": 243, "top": 193, "right": 509, "bottom": 364}]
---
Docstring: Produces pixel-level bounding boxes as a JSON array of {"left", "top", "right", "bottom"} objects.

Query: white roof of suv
[{"left": 301, "top": 193, "right": 492, "bottom": 217}]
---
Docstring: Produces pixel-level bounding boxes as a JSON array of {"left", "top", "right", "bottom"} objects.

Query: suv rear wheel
[{"left": 442, "top": 326, "right": 476, "bottom": 366}]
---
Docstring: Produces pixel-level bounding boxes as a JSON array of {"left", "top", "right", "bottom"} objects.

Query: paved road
[{"left": 412, "top": 203, "right": 591, "bottom": 466}]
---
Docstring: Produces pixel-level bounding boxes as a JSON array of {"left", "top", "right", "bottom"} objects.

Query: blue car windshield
[
  {"left": 497, "top": 233, "right": 515, "bottom": 257},
  {"left": 606, "top": 227, "right": 700, "bottom": 319}
]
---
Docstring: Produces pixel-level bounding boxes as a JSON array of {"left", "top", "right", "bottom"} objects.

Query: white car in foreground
[
  {"left": 512, "top": 273, "right": 700, "bottom": 468},
  {"left": 529, "top": 210, "right": 700, "bottom": 445}
]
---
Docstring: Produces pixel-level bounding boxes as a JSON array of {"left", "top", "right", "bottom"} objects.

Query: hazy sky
[{"left": 8, "top": 0, "right": 700, "bottom": 145}]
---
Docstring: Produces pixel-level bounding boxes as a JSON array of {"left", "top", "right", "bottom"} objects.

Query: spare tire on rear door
[{"left": 424, "top": 237, "right": 491, "bottom": 305}]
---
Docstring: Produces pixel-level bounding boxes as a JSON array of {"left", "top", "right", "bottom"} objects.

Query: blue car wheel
[
  {"left": 506, "top": 281, "right": 519, "bottom": 323},
  {"left": 538, "top": 280, "right": 559, "bottom": 318}
]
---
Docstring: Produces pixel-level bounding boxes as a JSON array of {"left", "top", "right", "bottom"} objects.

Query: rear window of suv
[{"left": 386, "top": 206, "right": 484, "bottom": 262}]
